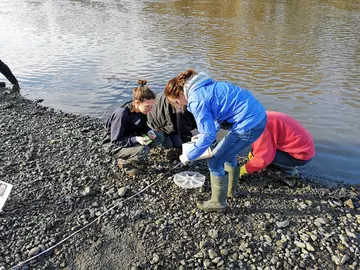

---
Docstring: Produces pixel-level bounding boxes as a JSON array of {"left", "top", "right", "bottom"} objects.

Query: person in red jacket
[{"left": 241, "top": 111, "right": 315, "bottom": 186}]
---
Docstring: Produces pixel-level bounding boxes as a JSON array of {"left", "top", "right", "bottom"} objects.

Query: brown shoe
[
  {"left": 117, "top": 159, "right": 139, "bottom": 176},
  {"left": 117, "top": 159, "right": 128, "bottom": 169},
  {"left": 124, "top": 167, "right": 139, "bottom": 177}
]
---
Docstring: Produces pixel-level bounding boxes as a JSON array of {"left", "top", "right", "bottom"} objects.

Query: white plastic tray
[
  {"left": 0, "top": 181, "right": 13, "bottom": 211},
  {"left": 173, "top": 171, "right": 205, "bottom": 189}
]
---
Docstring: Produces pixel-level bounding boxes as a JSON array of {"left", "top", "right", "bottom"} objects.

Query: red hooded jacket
[{"left": 245, "top": 111, "right": 315, "bottom": 173}]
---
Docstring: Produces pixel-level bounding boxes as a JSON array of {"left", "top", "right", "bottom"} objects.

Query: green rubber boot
[
  {"left": 197, "top": 173, "right": 229, "bottom": 212},
  {"left": 271, "top": 162, "right": 299, "bottom": 187},
  {"left": 271, "top": 162, "right": 299, "bottom": 177},
  {"left": 224, "top": 163, "right": 240, "bottom": 198}
]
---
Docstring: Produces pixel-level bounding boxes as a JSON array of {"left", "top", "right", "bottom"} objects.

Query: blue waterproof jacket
[{"left": 184, "top": 72, "right": 266, "bottom": 160}]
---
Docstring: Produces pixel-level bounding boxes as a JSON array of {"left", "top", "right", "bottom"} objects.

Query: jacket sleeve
[
  {"left": 139, "top": 114, "right": 152, "bottom": 134},
  {"left": 110, "top": 110, "right": 137, "bottom": 147},
  {"left": 245, "top": 129, "right": 276, "bottom": 173},
  {"left": 147, "top": 93, "right": 176, "bottom": 134},
  {"left": 186, "top": 101, "right": 216, "bottom": 160},
  {"left": 177, "top": 108, "right": 196, "bottom": 143}
]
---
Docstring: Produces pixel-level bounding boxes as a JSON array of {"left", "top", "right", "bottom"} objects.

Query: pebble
[
  {"left": 294, "top": 241, "right": 306, "bottom": 249},
  {"left": 117, "top": 186, "right": 127, "bottom": 197},
  {"left": 306, "top": 243, "right": 315, "bottom": 252},
  {"left": 208, "top": 229, "right": 218, "bottom": 239},
  {"left": 28, "top": 247, "right": 40, "bottom": 257},
  {"left": 208, "top": 249, "right": 217, "bottom": 259},
  {"left": 276, "top": 220, "right": 290, "bottom": 228},
  {"left": 344, "top": 199, "right": 354, "bottom": 209},
  {"left": 314, "top": 218, "right": 327, "bottom": 226}
]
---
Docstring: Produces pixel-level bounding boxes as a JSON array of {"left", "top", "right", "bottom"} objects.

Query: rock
[
  {"left": 199, "top": 241, "right": 208, "bottom": 249},
  {"left": 276, "top": 220, "right": 290, "bottom": 228},
  {"left": 306, "top": 243, "right": 315, "bottom": 252},
  {"left": 82, "top": 186, "right": 97, "bottom": 196},
  {"left": 344, "top": 199, "right": 354, "bottom": 209},
  {"left": 28, "top": 247, "right": 40, "bottom": 257},
  {"left": 208, "top": 229, "right": 218, "bottom": 239},
  {"left": 341, "top": 254, "right": 349, "bottom": 265},
  {"left": 299, "top": 202, "right": 307, "bottom": 209},
  {"left": 276, "top": 240, "right": 287, "bottom": 249},
  {"left": 294, "top": 241, "right": 306, "bottom": 249},
  {"left": 203, "top": 259, "right": 211, "bottom": 268},
  {"left": 331, "top": 255, "right": 341, "bottom": 265},
  {"left": 264, "top": 235, "right": 272, "bottom": 243},
  {"left": 345, "top": 229, "right": 357, "bottom": 238},
  {"left": 208, "top": 249, "right": 217, "bottom": 259},
  {"left": 314, "top": 218, "right": 327, "bottom": 227},
  {"left": 244, "top": 201, "right": 251, "bottom": 207},
  {"left": 356, "top": 215, "right": 360, "bottom": 224},
  {"left": 212, "top": 257, "right": 221, "bottom": 264},
  {"left": 117, "top": 187, "right": 127, "bottom": 197},
  {"left": 220, "top": 249, "right": 228, "bottom": 256},
  {"left": 151, "top": 253, "right": 160, "bottom": 264}
]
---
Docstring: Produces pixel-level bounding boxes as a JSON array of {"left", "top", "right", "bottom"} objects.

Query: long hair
[{"left": 164, "top": 69, "right": 198, "bottom": 99}]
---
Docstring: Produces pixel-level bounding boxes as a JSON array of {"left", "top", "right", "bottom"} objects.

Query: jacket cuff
[{"left": 131, "top": 137, "right": 137, "bottom": 144}]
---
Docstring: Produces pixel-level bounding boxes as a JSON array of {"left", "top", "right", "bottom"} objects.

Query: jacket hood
[{"left": 184, "top": 72, "right": 212, "bottom": 99}]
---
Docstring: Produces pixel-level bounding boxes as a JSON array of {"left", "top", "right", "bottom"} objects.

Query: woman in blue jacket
[{"left": 165, "top": 69, "right": 267, "bottom": 211}]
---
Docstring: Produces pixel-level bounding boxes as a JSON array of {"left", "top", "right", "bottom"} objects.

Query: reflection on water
[{"left": 0, "top": 0, "right": 359, "bottom": 184}]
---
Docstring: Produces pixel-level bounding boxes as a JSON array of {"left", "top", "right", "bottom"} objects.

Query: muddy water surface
[{"left": 0, "top": 0, "right": 359, "bottom": 184}]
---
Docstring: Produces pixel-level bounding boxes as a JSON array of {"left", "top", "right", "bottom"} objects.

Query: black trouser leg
[{"left": 0, "top": 60, "right": 18, "bottom": 85}]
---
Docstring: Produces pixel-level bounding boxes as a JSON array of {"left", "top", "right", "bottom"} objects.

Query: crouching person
[
  {"left": 240, "top": 111, "right": 315, "bottom": 187},
  {"left": 103, "top": 80, "right": 164, "bottom": 175},
  {"left": 147, "top": 92, "right": 196, "bottom": 149}
]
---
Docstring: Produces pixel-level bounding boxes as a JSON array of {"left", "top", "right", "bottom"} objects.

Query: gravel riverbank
[{"left": 0, "top": 89, "right": 359, "bottom": 270}]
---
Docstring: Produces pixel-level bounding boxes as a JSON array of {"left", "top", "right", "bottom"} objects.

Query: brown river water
[{"left": 0, "top": 0, "right": 359, "bottom": 184}]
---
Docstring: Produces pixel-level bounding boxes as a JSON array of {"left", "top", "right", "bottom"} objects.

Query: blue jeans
[{"left": 208, "top": 117, "right": 267, "bottom": 176}]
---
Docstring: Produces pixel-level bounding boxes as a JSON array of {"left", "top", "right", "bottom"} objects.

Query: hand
[
  {"left": 136, "top": 136, "right": 151, "bottom": 146},
  {"left": 179, "top": 154, "right": 190, "bottom": 165},
  {"left": 147, "top": 130, "right": 156, "bottom": 140},
  {"left": 240, "top": 165, "right": 248, "bottom": 177},
  {"left": 191, "top": 135, "right": 199, "bottom": 142},
  {"left": 248, "top": 151, "right": 254, "bottom": 160}
]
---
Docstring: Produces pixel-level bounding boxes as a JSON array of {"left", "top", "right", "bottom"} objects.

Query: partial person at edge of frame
[
  {"left": 164, "top": 69, "right": 267, "bottom": 212},
  {"left": 0, "top": 59, "right": 19, "bottom": 89},
  {"left": 241, "top": 111, "right": 315, "bottom": 187},
  {"left": 147, "top": 91, "right": 196, "bottom": 149},
  {"left": 102, "top": 80, "right": 164, "bottom": 176}
]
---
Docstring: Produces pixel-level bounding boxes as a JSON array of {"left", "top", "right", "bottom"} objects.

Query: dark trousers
[
  {"left": 162, "top": 134, "right": 182, "bottom": 149},
  {"left": 272, "top": 150, "right": 312, "bottom": 167},
  {"left": 0, "top": 60, "right": 18, "bottom": 85},
  {"left": 109, "top": 131, "right": 164, "bottom": 162}
]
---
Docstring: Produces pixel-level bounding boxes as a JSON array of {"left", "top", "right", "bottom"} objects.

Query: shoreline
[{"left": 0, "top": 89, "right": 359, "bottom": 269}]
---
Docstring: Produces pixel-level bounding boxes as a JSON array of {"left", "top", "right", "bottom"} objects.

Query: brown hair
[
  {"left": 164, "top": 69, "right": 198, "bottom": 99},
  {"left": 133, "top": 79, "right": 156, "bottom": 102}
]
